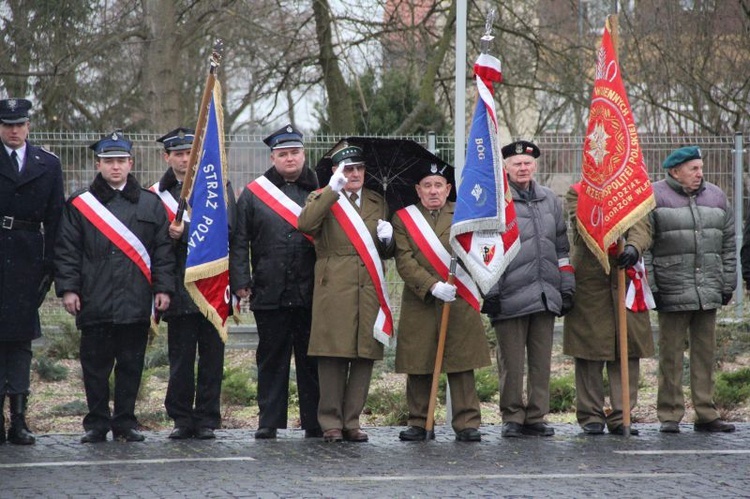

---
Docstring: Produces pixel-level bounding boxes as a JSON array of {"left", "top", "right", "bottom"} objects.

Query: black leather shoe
[
  {"left": 455, "top": 428, "right": 481, "bottom": 442},
  {"left": 80, "top": 429, "right": 107, "bottom": 443},
  {"left": 195, "top": 427, "right": 216, "bottom": 440},
  {"left": 694, "top": 419, "right": 735, "bottom": 433},
  {"left": 501, "top": 422, "right": 524, "bottom": 438},
  {"left": 659, "top": 421, "right": 680, "bottom": 433},
  {"left": 113, "top": 428, "right": 145, "bottom": 442},
  {"left": 399, "top": 426, "right": 433, "bottom": 441},
  {"left": 254, "top": 427, "right": 277, "bottom": 439},
  {"left": 169, "top": 426, "right": 194, "bottom": 440},
  {"left": 609, "top": 425, "right": 639, "bottom": 436},
  {"left": 582, "top": 422, "right": 605, "bottom": 435},
  {"left": 304, "top": 428, "right": 323, "bottom": 438},
  {"left": 521, "top": 422, "right": 554, "bottom": 437}
]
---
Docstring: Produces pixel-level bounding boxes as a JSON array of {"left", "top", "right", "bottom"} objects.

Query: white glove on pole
[
  {"left": 431, "top": 282, "right": 457, "bottom": 302},
  {"left": 328, "top": 166, "right": 347, "bottom": 193},
  {"left": 377, "top": 219, "right": 393, "bottom": 243}
]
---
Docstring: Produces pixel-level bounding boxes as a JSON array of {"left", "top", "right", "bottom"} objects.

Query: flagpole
[
  {"left": 609, "top": 14, "right": 632, "bottom": 438},
  {"left": 175, "top": 39, "right": 224, "bottom": 223},
  {"left": 454, "top": 0, "right": 467, "bottom": 179}
]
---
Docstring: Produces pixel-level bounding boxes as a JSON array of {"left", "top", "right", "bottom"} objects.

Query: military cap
[
  {"left": 263, "top": 124, "right": 304, "bottom": 150},
  {"left": 416, "top": 161, "right": 452, "bottom": 183},
  {"left": 501, "top": 140, "right": 541, "bottom": 159},
  {"left": 331, "top": 143, "right": 365, "bottom": 167},
  {"left": 90, "top": 130, "right": 133, "bottom": 158},
  {"left": 0, "top": 98, "right": 32, "bottom": 124},
  {"left": 662, "top": 145, "right": 701, "bottom": 169},
  {"left": 156, "top": 127, "right": 195, "bottom": 152}
]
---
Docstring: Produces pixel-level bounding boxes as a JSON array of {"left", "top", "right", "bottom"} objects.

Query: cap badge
[
  {"left": 7, "top": 99, "right": 17, "bottom": 111},
  {"left": 286, "top": 125, "right": 293, "bottom": 133},
  {"left": 430, "top": 163, "right": 438, "bottom": 174},
  {"left": 515, "top": 143, "right": 523, "bottom": 154},
  {"left": 178, "top": 130, "right": 185, "bottom": 139},
  {"left": 111, "top": 132, "right": 119, "bottom": 140}
]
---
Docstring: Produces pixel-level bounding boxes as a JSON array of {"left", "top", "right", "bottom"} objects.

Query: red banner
[{"left": 577, "top": 18, "right": 655, "bottom": 274}]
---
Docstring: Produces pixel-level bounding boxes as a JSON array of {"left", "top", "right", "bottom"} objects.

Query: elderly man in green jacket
[{"left": 645, "top": 145, "right": 735, "bottom": 434}]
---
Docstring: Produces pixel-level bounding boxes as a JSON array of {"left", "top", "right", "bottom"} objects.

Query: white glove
[
  {"left": 328, "top": 167, "right": 347, "bottom": 193},
  {"left": 377, "top": 219, "right": 393, "bottom": 243},
  {"left": 431, "top": 282, "right": 457, "bottom": 302}
]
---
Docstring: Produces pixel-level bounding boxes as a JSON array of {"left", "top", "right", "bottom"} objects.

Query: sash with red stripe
[
  {"left": 247, "top": 176, "right": 313, "bottom": 243},
  {"left": 395, "top": 206, "right": 481, "bottom": 311},
  {"left": 149, "top": 182, "right": 190, "bottom": 223},
  {"left": 330, "top": 195, "right": 394, "bottom": 346},
  {"left": 72, "top": 191, "right": 152, "bottom": 283}
]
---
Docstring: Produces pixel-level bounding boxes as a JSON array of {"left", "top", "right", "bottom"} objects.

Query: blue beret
[
  {"left": 663, "top": 146, "right": 702, "bottom": 169},
  {"left": 501, "top": 140, "right": 540, "bottom": 159},
  {"left": 263, "top": 124, "right": 303, "bottom": 150},
  {"left": 90, "top": 130, "right": 132, "bottom": 158},
  {"left": 331, "top": 144, "right": 365, "bottom": 167},
  {"left": 156, "top": 127, "right": 194, "bottom": 152},
  {"left": 0, "top": 98, "right": 31, "bottom": 124}
]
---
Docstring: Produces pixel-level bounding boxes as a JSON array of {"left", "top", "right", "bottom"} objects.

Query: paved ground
[{"left": 1, "top": 423, "right": 748, "bottom": 498}]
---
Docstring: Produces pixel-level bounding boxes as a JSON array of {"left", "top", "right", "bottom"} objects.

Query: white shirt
[{"left": 4, "top": 143, "right": 26, "bottom": 173}]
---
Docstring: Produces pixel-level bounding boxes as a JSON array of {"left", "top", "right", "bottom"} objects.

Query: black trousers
[
  {"left": 254, "top": 308, "right": 320, "bottom": 430},
  {"left": 0, "top": 340, "right": 32, "bottom": 395},
  {"left": 165, "top": 313, "right": 225, "bottom": 429},
  {"left": 79, "top": 323, "right": 148, "bottom": 433}
]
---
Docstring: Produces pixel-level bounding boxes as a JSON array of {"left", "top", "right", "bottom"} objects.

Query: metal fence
[{"left": 34, "top": 131, "right": 748, "bottom": 323}]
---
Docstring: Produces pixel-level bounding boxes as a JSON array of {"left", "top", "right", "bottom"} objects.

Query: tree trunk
[{"left": 312, "top": 0, "right": 354, "bottom": 133}]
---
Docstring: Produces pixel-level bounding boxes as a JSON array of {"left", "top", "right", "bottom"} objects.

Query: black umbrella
[{"left": 314, "top": 137, "right": 455, "bottom": 215}]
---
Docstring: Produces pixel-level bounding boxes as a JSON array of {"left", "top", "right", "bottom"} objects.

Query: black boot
[
  {"left": 8, "top": 394, "right": 35, "bottom": 445},
  {"left": 0, "top": 395, "right": 5, "bottom": 444}
]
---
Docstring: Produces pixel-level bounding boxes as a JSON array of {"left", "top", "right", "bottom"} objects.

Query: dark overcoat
[
  {"left": 393, "top": 202, "right": 491, "bottom": 374},
  {"left": 0, "top": 142, "right": 64, "bottom": 341},
  {"left": 562, "top": 188, "right": 655, "bottom": 360},
  {"left": 298, "top": 186, "right": 393, "bottom": 360},
  {"left": 54, "top": 174, "right": 175, "bottom": 329}
]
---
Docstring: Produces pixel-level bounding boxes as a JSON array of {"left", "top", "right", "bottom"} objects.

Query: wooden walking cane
[
  {"left": 174, "top": 39, "right": 224, "bottom": 225},
  {"left": 617, "top": 237, "right": 632, "bottom": 438},
  {"left": 425, "top": 257, "right": 457, "bottom": 440}
]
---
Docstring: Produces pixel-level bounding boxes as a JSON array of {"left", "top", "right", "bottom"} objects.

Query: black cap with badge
[
  {"left": 156, "top": 127, "right": 195, "bottom": 152},
  {"left": 501, "top": 140, "right": 540, "bottom": 159},
  {"left": 0, "top": 98, "right": 32, "bottom": 124},
  {"left": 89, "top": 130, "right": 133, "bottom": 158},
  {"left": 263, "top": 124, "right": 304, "bottom": 150}
]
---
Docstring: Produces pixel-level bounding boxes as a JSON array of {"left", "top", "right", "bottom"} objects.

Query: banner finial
[{"left": 480, "top": 9, "right": 497, "bottom": 53}]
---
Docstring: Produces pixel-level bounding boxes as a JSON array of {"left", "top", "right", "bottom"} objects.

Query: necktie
[
  {"left": 10, "top": 150, "right": 20, "bottom": 173},
  {"left": 430, "top": 210, "right": 439, "bottom": 222},
  {"left": 349, "top": 192, "right": 359, "bottom": 208}
]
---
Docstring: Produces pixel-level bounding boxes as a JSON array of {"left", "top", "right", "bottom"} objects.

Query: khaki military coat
[
  {"left": 393, "top": 202, "right": 491, "bottom": 374},
  {"left": 562, "top": 188, "right": 655, "bottom": 361},
  {"left": 298, "top": 186, "right": 393, "bottom": 360}
]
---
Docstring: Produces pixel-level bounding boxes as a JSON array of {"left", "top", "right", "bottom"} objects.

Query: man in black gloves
[
  {"left": 563, "top": 183, "right": 654, "bottom": 436},
  {"left": 481, "top": 141, "right": 575, "bottom": 438},
  {"left": 645, "top": 146, "right": 736, "bottom": 434}
]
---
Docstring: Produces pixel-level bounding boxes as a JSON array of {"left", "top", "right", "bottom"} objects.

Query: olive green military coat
[
  {"left": 393, "top": 202, "right": 491, "bottom": 374},
  {"left": 298, "top": 186, "right": 394, "bottom": 360},
  {"left": 562, "top": 188, "right": 655, "bottom": 361}
]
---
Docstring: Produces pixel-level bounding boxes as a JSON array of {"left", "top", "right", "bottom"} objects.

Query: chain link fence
[{"left": 34, "top": 131, "right": 748, "bottom": 324}]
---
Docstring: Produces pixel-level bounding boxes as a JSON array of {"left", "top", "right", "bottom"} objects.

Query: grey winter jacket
[
  {"left": 644, "top": 175, "right": 735, "bottom": 312},
  {"left": 484, "top": 181, "right": 575, "bottom": 322}
]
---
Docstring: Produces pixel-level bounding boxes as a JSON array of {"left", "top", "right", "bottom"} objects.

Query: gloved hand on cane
[{"left": 431, "top": 281, "right": 457, "bottom": 302}]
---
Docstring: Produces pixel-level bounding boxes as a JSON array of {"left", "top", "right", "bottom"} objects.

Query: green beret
[{"left": 663, "top": 146, "right": 701, "bottom": 169}]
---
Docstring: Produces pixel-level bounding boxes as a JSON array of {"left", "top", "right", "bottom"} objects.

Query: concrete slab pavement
[{"left": 1, "top": 423, "right": 748, "bottom": 498}]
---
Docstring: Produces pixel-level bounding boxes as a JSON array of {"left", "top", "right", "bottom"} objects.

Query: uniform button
[{"left": 287, "top": 234, "right": 292, "bottom": 239}]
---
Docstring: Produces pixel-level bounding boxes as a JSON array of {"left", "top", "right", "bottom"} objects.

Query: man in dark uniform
[
  {"left": 0, "top": 98, "right": 64, "bottom": 445},
  {"left": 54, "top": 131, "right": 174, "bottom": 443},
  {"left": 154, "top": 127, "right": 234, "bottom": 440},
  {"left": 230, "top": 124, "right": 321, "bottom": 439}
]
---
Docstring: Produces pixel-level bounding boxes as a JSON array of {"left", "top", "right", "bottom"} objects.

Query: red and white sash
[
  {"left": 149, "top": 182, "right": 189, "bottom": 223},
  {"left": 395, "top": 206, "right": 481, "bottom": 311},
  {"left": 330, "top": 195, "right": 394, "bottom": 346},
  {"left": 626, "top": 258, "right": 656, "bottom": 312},
  {"left": 247, "top": 176, "right": 313, "bottom": 243}
]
